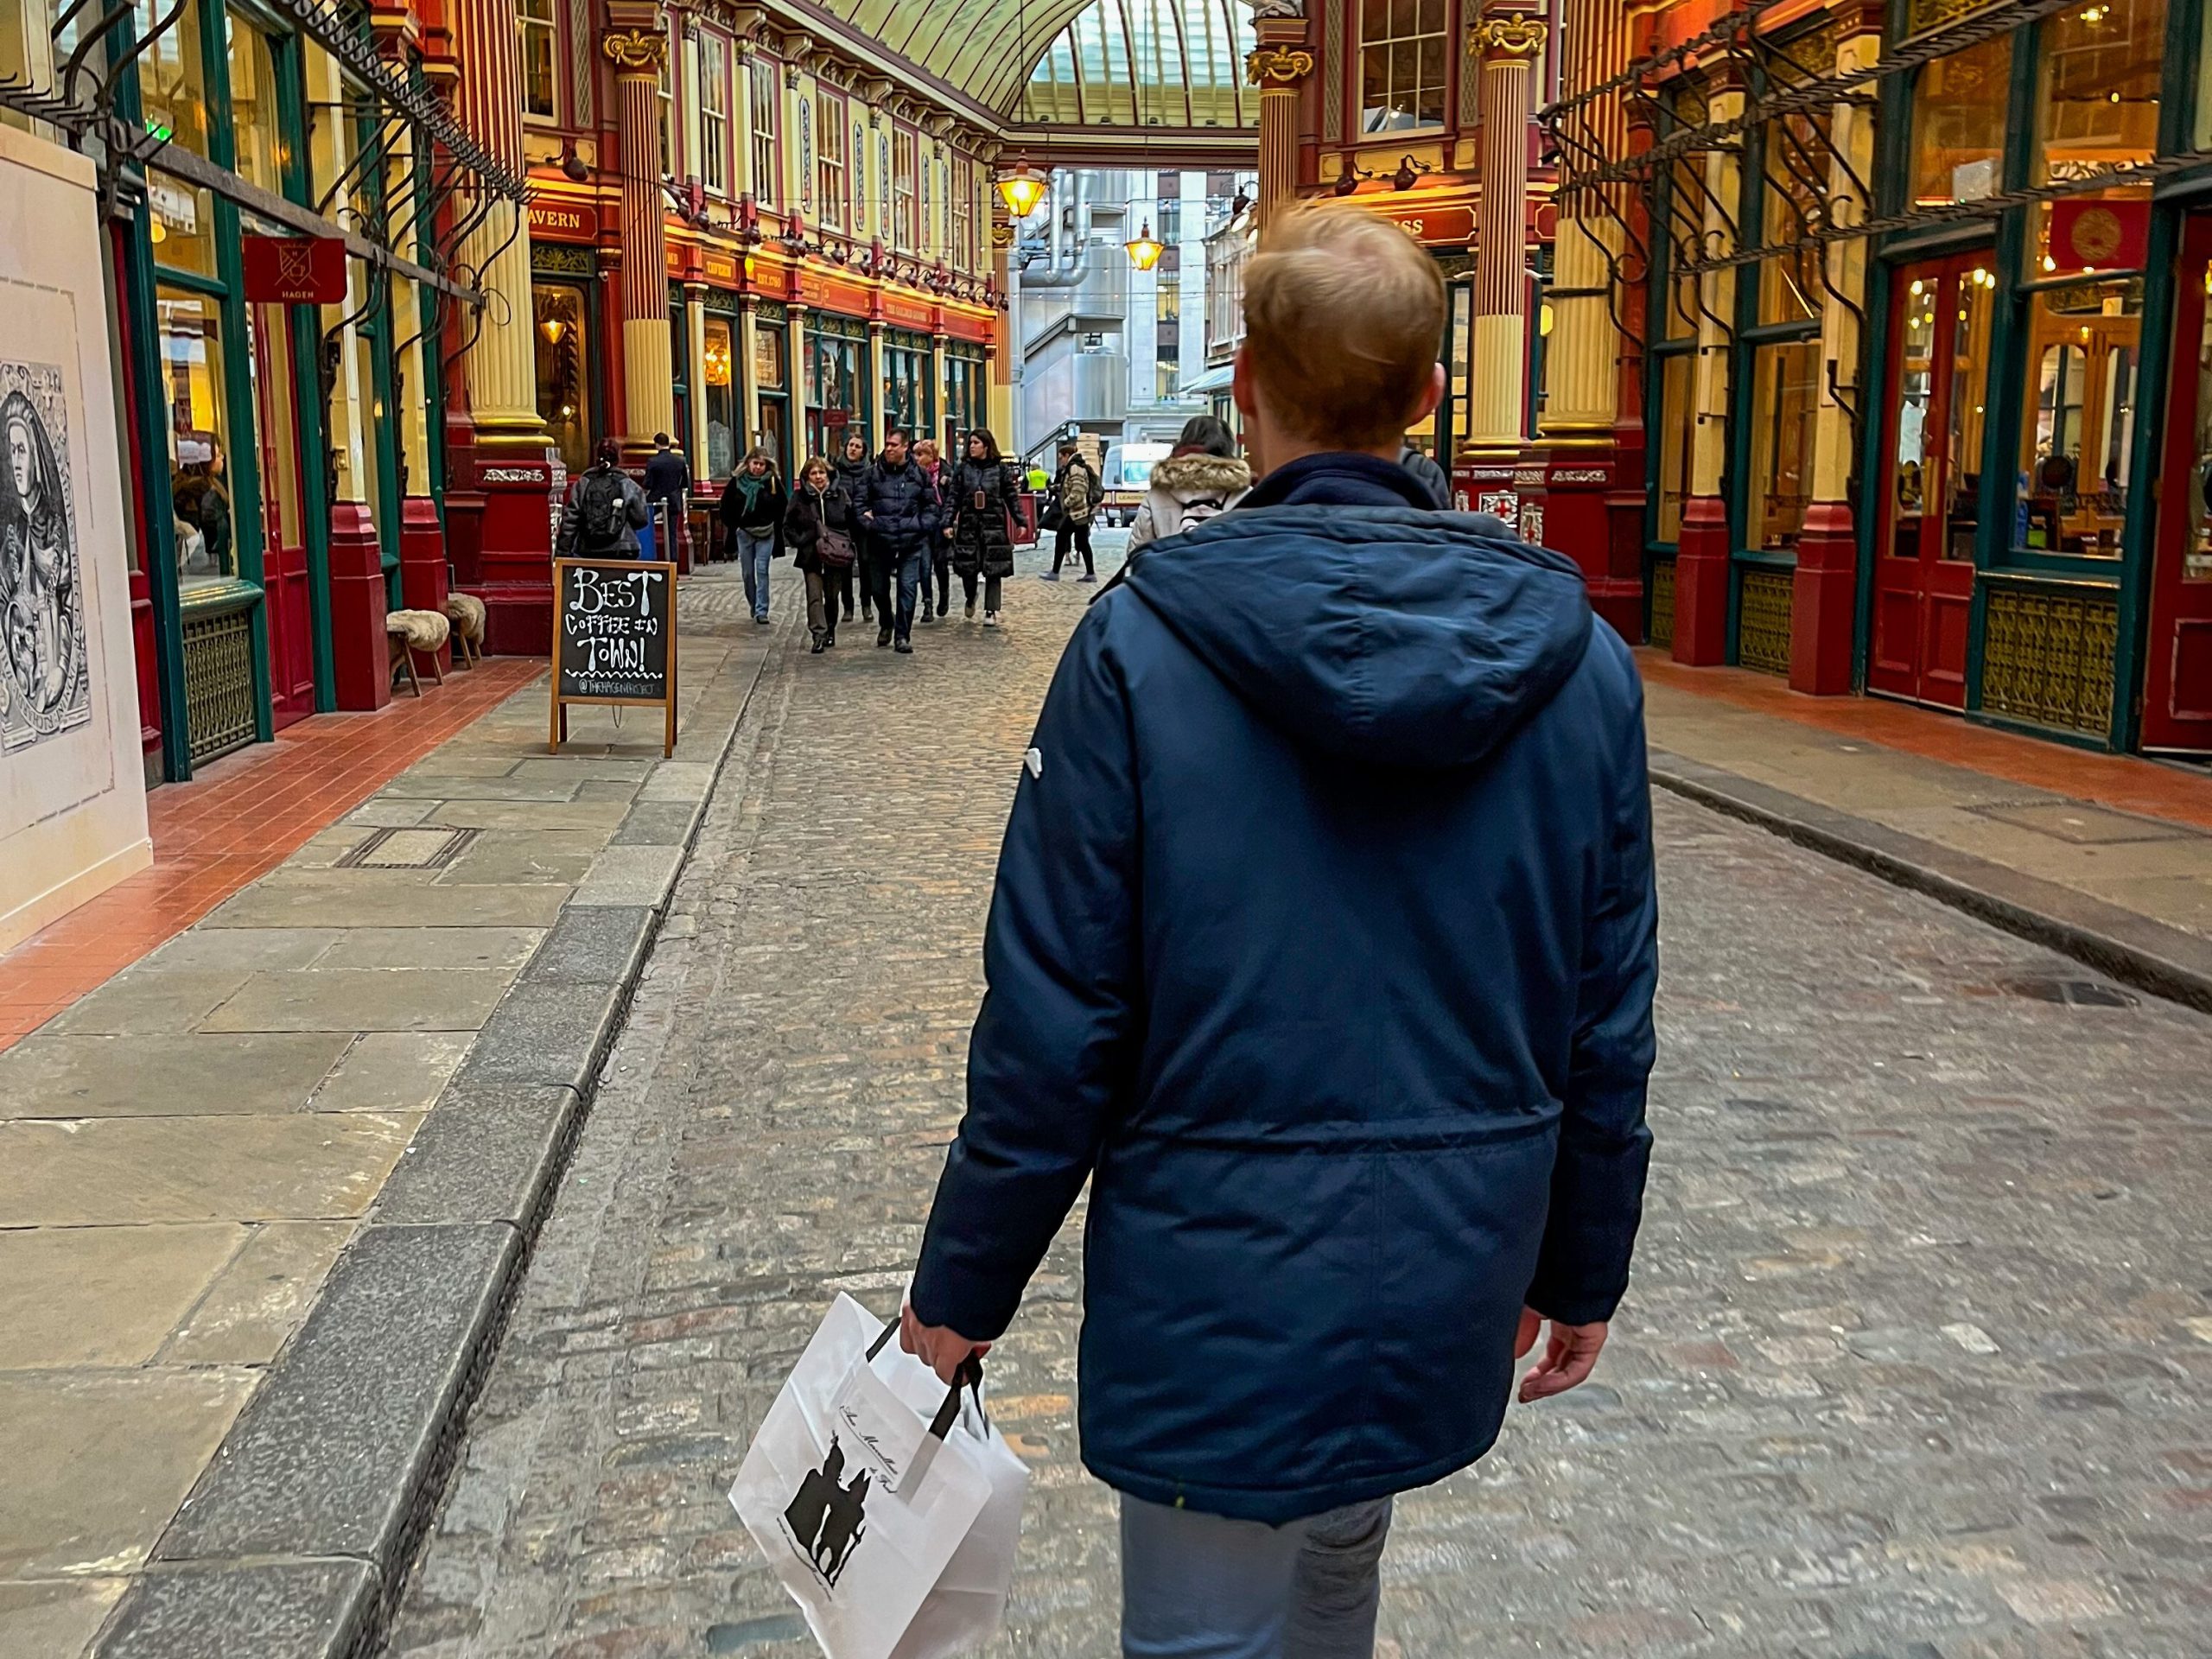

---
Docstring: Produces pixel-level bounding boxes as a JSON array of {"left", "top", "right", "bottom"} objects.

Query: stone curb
[
  {"left": 95, "top": 601, "right": 795, "bottom": 1659},
  {"left": 1649, "top": 748, "right": 2212, "bottom": 1016}
]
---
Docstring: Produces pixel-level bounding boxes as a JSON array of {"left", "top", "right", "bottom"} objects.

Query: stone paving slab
[
  {"left": 0, "top": 571, "right": 786, "bottom": 1659},
  {"left": 54, "top": 572, "right": 788, "bottom": 1659}
]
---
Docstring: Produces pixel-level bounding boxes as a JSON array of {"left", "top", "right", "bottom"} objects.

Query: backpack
[
  {"left": 1173, "top": 495, "right": 1231, "bottom": 532},
  {"left": 577, "top": 469, "right": 626, "bottom": 550}
]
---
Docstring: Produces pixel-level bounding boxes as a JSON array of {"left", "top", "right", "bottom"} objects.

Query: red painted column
[
  {"left": 399, "top": 498, "right": 453, "bottom": 676},
  {"left": 327, "top": 504, "right": 392, "bottom": 709},
  {"left": 1672, "top": 496, "right": 1733, "bottom": 666}
]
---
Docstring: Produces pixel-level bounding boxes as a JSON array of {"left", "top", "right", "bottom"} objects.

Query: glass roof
[
  {"left": 1020, "top": 0, "right": 1256, "bottom": 128},
  {"left": 809, "top": 0, "right": 1253, "bottom": 122}
]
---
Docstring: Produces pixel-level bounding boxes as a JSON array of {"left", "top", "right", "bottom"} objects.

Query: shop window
[
  {"left": 805, "top": 324, "right": 864, "bottom": 458},
  {"left": 1747, "top": 337, "right": 1820, "bottom": 550},
  {"left": 2035, "top": 0, "right": 2160, "bottom": 184},
  {"left": 147, "top": 169, "right": 218, "bottom": 277},
  {"left": 702, "top": 315, "right": 736, "bottom": 478},
  {"left": 894, "top": 128, "right": 918, "bottom": 250},
  {"left": 701, "top": 36, "right": 729, "bottom": 195},
  {"left": 226, "top": 18, "right": 289, "bottom": 197},
  {"left": 817, "top": 92, "right": 845, "bottom": 229},
  {"left": 533, "top": 283, "right": 591, "bottom": 476},
  {"left": 750, "top": 55, "right": 779, "bottom": 204},
  {"left": 158, "top": 289, "right": 237, "bottom": 593},
  {"left": 519, "top": 0, "right": 558, "bottom": 120},
  {"left": 1909, "top": 32, "right": 2009, "bottom": 208},
  {"left": 1359, "top": 0, "right": 1446, "bottom": 132},
  {"left": 950, "top": 156, "right": 974, "bottom": 270},
  {"left": 755, "top": 321, "right": 786, "bottom": 393},
  {"left": 2017, "top": 277, "right": 2141, "bottom": 558},
  {"left": 658, "top": 45, "right": 675, "bottom": 181},
  {"left": 1758, "top": 115, "right": 1824, "bottom": 327},
  {"left": 1654, "top": 349, "right": 1694, "bottom": 543},
  {"left": 135, "top": 0, "right": 211, "bottom": 159}
]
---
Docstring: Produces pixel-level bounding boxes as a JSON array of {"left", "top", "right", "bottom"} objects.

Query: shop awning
[{"left": 1179, "top": 363, "right": 1234, "bottom": 396}]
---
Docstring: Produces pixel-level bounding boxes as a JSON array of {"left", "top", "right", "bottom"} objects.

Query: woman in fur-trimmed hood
[{"left": 1127, "top": 416, "right": 1252, "bottom": 551}]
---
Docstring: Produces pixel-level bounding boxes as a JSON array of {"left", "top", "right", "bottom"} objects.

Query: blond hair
[{"left": 1241, "top": 203, "right": 1446, "bottom": 449}]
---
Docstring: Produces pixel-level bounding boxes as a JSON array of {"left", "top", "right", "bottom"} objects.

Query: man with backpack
[
  {"left": 1126, "top": 416, "right": 1252, "bottom": 552},
  {"left": 858, "top": 427, "right": 941, "bottom": 653},
  {"left": 556, "top": 438, "right": 652, "bottom": 559},
  {"left": 1044, "top": 441, "right": 1099, "bottom": 582}
]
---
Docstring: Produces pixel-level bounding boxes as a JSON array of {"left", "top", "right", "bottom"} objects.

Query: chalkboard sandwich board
[{"left": 550, "top": 558, "right": 679, "bottom": 757}]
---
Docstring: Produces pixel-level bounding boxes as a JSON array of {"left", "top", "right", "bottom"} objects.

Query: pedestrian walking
[
  {"left": 555, "top": 438, "right": 650, "bottom": 558},
  {"left": 784, "top": 456, "right": 857, "bottom": 653},
  {"left": 901, "top": 201, "right": 1656, "bottom": 1657},
  {"left": 642, "top": 430, "right": 691, "bottom": 556},
  {"left": 859, "top": 427, "right": 940, "bottom": 654},
  {"left": 1397, "top": 438, "right": 1450, "bottom": 507},
  {"left": 912, "top": 437, "right": 954, "bottom": 622},
  {"left": 1043, "top": 441, "right": 1098, "bottom": 582},
  {"left": 718, "top": 448, "right": 788, "bottom": 625},
  {"left": 946, "top": 429, "right": 1019, "bottom": 627},
  {"left": 1125, "top": 415, "right": 1252, "bottom": 552},
  {"left": 834, "top": 433, "right": 872, "bottom": 624}
]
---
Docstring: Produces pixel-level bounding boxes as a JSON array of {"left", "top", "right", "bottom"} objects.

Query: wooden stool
[
  {"left": 386, "top": 609, "right": 450, "bottom": 696},
  {"left": 443, "top": 592, "right": 487, "bottom": 667}
]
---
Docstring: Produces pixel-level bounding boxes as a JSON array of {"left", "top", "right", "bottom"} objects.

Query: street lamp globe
[{"left": 995, "top": 162, "right": 1051, "bottom": 220}]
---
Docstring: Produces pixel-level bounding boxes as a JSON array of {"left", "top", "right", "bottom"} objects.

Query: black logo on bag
[{"left": 782, "top": 1438, "right": 872, "bottom": 1589}]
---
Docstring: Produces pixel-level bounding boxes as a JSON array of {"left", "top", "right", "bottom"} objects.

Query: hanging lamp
[
  {"left": 995, "top": 161, "right": 1051, "bottom": 219},
  {"left": 1124, "top": 219, "right": 1164, "bottom": 270}
]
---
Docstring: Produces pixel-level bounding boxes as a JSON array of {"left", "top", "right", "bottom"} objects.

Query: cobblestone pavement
[{"left": 386, "top": 542, "right": 2212, "bottom": 1659}]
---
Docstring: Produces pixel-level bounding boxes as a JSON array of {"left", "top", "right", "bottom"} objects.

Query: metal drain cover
[
  {"left": 335, "top": 825, "right": 478, "bottom": 870},
  {"left": 1998, "top": 975, "right": 2138, "bottom": 1008}
]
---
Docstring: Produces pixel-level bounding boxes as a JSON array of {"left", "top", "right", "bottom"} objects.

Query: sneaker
[
  {"left": 983, "top": 610, "right": 1000, "bottom": 627},
  {"left": 1039, "top": 571, "right": 1060, "bottom": 582},
  {"left": 1077, "top": 573, "right": 1097, "bottom": 583},
  {"left": 893, "top": 637, "right": 913, "bottom": 654},
  {"left": 965, "top": 599, "right": 977, "bottom": 620},
  {"left": 754, "top": 613, "right": 771, "bottom": 625},
  {"left": 877, "top": 626, "right": 893, "bottom": 648},
  {"left": 842, "top": 606, "right": 855, "bottom": 622},
  {"left": 921, "top": 606, "right": 934, "bottom": 623}
]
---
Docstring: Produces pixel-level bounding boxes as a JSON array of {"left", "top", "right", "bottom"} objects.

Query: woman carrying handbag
[
  {"left": 945, "top": 429, "right": 1020, "bottom": 628},
  {"left": 785, "top": 455, "right": 858, "bottom": 652}
]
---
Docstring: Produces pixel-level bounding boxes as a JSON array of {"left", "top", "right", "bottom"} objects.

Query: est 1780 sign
[{"left": 550, "top": 558, "right": 679, "bottom": 757}]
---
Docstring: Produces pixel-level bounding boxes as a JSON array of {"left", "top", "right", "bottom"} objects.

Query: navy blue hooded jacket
[{"left": 911, "top": 452, "right": 1657, "bottom": 1524}]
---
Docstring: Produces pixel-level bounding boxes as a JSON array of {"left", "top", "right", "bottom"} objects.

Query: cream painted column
[
  {"left": 741, "top": 300, "right": 763, "bottom": 447},
  {"left": 1538, "top": 0, "right": 1628, "bottom": 440},
  {"left": 1688, "top": 86, "right": 1745, "bottom": 505},
  {"left": 451, "top": 0, "right": 543, "bottom": 443},
  {"left": 790, "top": 304, "right": 811, "bottom": 457},
  {"left": 1811, "top": 30, "right": 1878, "bottom": 510},
  {"left": 989, "top": 210, "right": 1016, "bottom": 441},
  {"left": 1466, "top": 8, "right": 1546, "bottom": 452},
  {"left": 685, "top": 280, "right": 710, "bottom": 469},
  {"left": 1245, "top": 22, "right": 1313, "bottom": 234},
  {"left": 605, "top": 20, "right": 677, "bottom": 456},
  {"left": 931, "top": 331, "right": 949, "bottom": 448},
  {"left": 868, "top": 321, "right": 887, "bottom": 447}
]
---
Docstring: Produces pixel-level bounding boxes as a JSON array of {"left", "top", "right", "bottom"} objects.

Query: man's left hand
[
  {"left": 901, "top": 1301, "right": 991, "bottom": 1384},
  {"left": 1514, "top": 1307, "right": 1609, "bottom": 1402}
]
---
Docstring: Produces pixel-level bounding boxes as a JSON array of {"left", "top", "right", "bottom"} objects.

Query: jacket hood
[
  {"left": 1122, "top": 505, "right": 1594, "bottom": 770},
  {"left": 1148, "top": 453, "right": 1253, "bottom": 501}
]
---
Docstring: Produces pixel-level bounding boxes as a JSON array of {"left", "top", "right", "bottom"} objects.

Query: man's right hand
[{"left": 1515, "top": 1307, "right": 1609, "bottom": 1402}]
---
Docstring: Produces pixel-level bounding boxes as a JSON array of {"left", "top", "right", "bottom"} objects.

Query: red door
[
  {"left": 2144, "top": 212, "right": 2212, "bottom": 753},
  {"left": 250, "top": 305, "right": 315, "bottom": 729},
  {"left": 1869, "top": 253, "right": 1994, "bottom": 708}
]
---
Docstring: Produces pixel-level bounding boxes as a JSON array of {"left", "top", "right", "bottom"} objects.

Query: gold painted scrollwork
[
  {"left": 1244, "top": 46, "right": 1315, "bottom": 87},
  {"left": 1470, "top": 16, "right": 1547, "bottom": 59},
  {"left": 600, "top": 28, "right": 669, "bottom": 72}
]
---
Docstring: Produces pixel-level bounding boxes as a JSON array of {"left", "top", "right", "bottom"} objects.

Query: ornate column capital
[
  {"left": 601, "top": 27, "right": 669, "bottom": 73},
  {"left": 1470, "top": 14, "right": 1547, "bottom": 60},
  {"left": 1245, "top": 45, "right": 1314, "bottom": 88}
]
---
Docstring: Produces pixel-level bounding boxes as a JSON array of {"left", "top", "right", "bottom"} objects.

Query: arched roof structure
[{"left": 810, "top": 0, "right": 1256, "bottom": 124}]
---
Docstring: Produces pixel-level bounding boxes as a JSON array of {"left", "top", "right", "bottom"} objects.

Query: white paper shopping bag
[{"left": 731, "top": 1294, "right": 1029, "bottom": 1659}]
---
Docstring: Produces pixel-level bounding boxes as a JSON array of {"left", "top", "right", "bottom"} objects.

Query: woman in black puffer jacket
[
  {"left": 946, "top": 429, "right": 1020, "bottom": 627},
  {"left": 784, "top": 456, "right": 858, "bottom": 652},
  {"left": 833, "top": 432, "right": 873, "bottom": 624}
]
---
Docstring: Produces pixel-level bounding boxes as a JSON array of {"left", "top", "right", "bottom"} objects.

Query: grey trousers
[{"left": 1118, "top": 1493, "right": 1394, "bottom": 1659}]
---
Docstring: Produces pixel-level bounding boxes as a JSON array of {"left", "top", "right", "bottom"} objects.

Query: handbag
[
  {"left": 817, "top": 527, "right": 857, "bottom": 569},
  {"left": 731, "top": 1295, "right": 1029, "bottom": 1659}
]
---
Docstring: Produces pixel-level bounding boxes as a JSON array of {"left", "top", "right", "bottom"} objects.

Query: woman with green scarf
[{"left": 717, "top": 449, "right": 789, "bottom": 624}]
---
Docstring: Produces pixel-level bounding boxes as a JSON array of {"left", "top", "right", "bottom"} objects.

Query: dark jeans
[
  {"left": 961, "top": 570, "right": 1003, "bottom": 613},
  {"left": 925, "top": 547, "right": 952, "bottom": 614},
  {"left": 823, "top": 563, "right": 855, "bottom": 619},
  {"left": 862, "top": 550, "right": 895, "bottom": 627},
  {"left": 893, "top": 548, "right": 924, "bottom": 639},
  {"left": 1053, "top": 521, "right": 1095, "bottom": 576}
]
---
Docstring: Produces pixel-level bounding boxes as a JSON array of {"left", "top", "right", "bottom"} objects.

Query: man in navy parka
[{"left": 903, "top": 203, "right": 1657, "bottom": 1656}]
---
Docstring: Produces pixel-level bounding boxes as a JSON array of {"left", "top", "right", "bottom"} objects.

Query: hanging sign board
[
  {"left": 241, "top": 235, "right": 346, "bottom": 303},
  {"left": 550, "top": 558, "right": 678, "bottom": 757},
  {"left": 2049, "top": 200, "right": 2150, "bottom": 274}
]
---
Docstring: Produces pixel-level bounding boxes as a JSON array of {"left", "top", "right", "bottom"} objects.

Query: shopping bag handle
[{"left": 868, "top": 1319, "right": 984, "bottom": 1440}]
